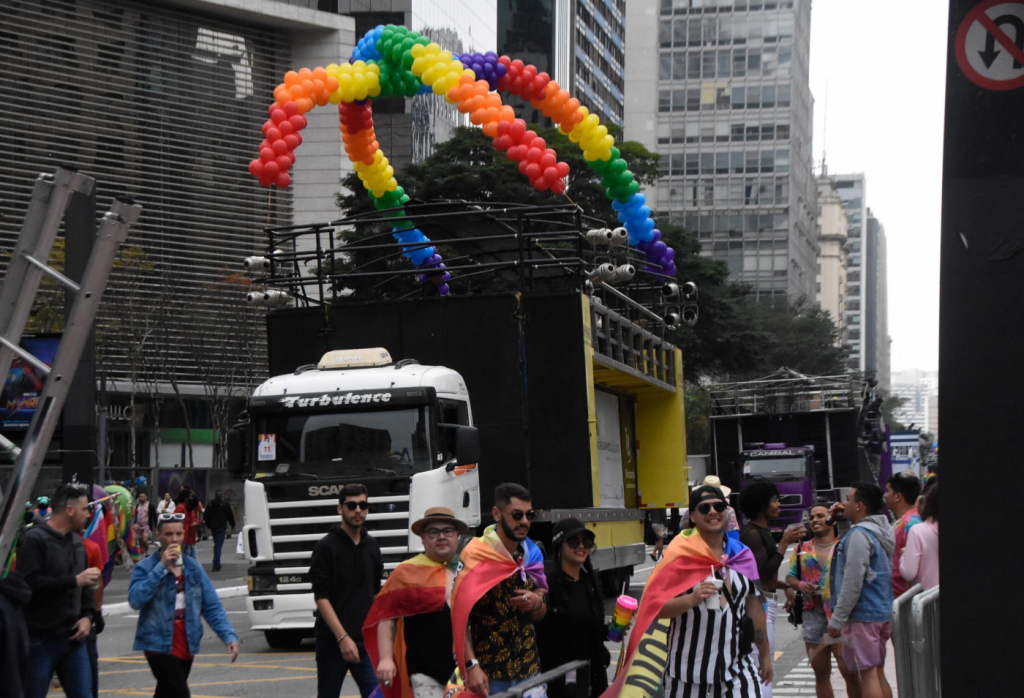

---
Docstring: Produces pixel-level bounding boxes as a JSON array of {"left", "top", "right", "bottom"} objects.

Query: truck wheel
[{"left": 264, "top": 629, "right": 304, "bottom": 649}]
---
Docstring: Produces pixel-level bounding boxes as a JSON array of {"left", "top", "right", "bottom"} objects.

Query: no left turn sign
[{"left": 956, "top": 0, "right": 1024, "bottom": 89}]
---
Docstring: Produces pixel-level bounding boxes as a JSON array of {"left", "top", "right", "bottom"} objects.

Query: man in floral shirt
[
  {"left": 884, "top": 471, "right": 922, "bottom": 598},
  {"left": 784, "top": 504, "right": 857, "bottom": 698}
]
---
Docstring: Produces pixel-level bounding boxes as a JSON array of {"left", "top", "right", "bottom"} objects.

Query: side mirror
[
  {"left": 226, "top": 427, "right": 245, "bottom": 476},
  {"left": 455, "top": 426, "right": 480, "bottom": 467}
]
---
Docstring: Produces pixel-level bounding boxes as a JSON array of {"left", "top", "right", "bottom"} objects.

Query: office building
[
  {"left": 0, "top": 0, "right": 355, "bottom": 483},
  {"left": 866, "top": 209, "right": 890, "bottom": 391},
  {"left": 498, "top": 0, "right": 625, "bottom": 127},
  {"left": 336, "top": 1, "right": 497, "bottom": 166},
  {"left": 815, "top": 173, "right": 848, "bottom": 342},
  {"left": 891, "top": 369, "right": 938, "bottom": 437},
  {"left": 624, "top": 0, "right": 818, "bottom": 302}
]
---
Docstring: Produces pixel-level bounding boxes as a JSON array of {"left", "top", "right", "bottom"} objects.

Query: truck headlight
[{"left": 252, "top": 575, "right": 277, "bottom": 592}]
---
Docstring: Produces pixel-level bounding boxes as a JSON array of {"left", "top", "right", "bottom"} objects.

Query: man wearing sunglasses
[
  {"left": 368, "top": 506, "right": 468, "bottom": 698},
  {"left": 128, "top": 512, "right": 239, "bottom": 697},
  {"left": 309, "top": 484, "right": 384, "bottom": 698},
  {"left": 462, "top": 483, "right": 548, "bottom": 697}
]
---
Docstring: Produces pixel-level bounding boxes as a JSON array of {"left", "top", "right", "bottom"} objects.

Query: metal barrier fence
[
  {"left": 892, "top": 584, "right": 940, "bottom": 698},
  {"left": 490, "top": 660, "right": 591, "bottom": 698}
]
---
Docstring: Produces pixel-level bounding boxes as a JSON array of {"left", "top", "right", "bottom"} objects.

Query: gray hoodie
[{"left": 829, "top": 514, "right": 897, "bottom": 630}]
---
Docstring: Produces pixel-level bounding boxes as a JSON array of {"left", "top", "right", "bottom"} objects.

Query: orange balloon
[
  {"left": 298, "top": 67, "right": 313, "bottom": 78},
  {"left": 275, "top": 92, "right": 291, "bottom": 107},
  {"left": 289, "top": 84, "right": 305, "bottom": 100},
  {"left": 482, "top": 121, "right": 500, "bottom": 138},
  {"left": 284, "top": 71, "right": 300, "bottom": 86},
  {"left": 327, "top": 76, "right": 339, "bottom": 92},
  {"left": 300, "top": 79, "right": 315, "bottom": 96},
  {"left": 312, "top": 67, "right": 328, "bottom": 82}
]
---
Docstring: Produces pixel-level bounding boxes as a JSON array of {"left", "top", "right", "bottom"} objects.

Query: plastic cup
[
  {"left": 606, "top": 594, "right": 638, "bottom": 642},
  {"left": 703, "top": 576, "right": 725, "bottom": 611}
]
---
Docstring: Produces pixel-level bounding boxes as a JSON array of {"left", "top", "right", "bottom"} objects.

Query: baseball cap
[
  {"left": 689, "top": 485, "right": 727, "bottom": 512},
  {"left": 552, "top": 517, "right": 595, "bottom": 546}
]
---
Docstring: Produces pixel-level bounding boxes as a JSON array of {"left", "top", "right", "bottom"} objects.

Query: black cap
[
  {"left": 552, "top": 517, "right": 595, "bottom": 545},
  {"left": 689, "top": 485, "right": 727, "bottom": 512}
]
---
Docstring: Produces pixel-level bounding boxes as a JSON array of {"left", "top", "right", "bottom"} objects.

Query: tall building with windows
[
  {"left": 334, "top": 1, "right": 497, "bottom": 167},
  {"left": 831, "top": 175, "right": 890, "bottom": 389},
  {"left": 815, "top": 173, "right": 848, "bottom": 342},
  {"left": 624, "top": 0, "right": 817, "bottom": 302},
  {"left": 498, "top": 0, "right": 626, "bottom": 127}
]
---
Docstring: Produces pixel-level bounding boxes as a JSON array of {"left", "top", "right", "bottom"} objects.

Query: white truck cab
[{"left": 231, "top": 348, "right": 481, "bottom": 648}]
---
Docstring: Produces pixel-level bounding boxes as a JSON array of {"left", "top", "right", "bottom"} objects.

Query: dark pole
[
  {"left": 940, "top": 1, "right": 1024, "bottom": 694},
  {"left": 62, "top": 189, "right": 98, "bottom": 488}
]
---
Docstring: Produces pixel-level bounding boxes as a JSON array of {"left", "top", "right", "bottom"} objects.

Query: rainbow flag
[
  {"left": 362, "top": 554, "right": 450, "bottom": 698},
  {"left": 451, "top": 525, "right": 547, "bottom": 680},
  {"left": 601, "top": 529, "right": 759, "bottom": 698}
]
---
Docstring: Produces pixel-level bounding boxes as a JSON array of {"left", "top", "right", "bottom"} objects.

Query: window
[
  {"left": 671, "top": 125, "right": 686, "bottom": 142},
  {"left": 717, "top": 86, "right": 731, "bottom": 108},
  {"left": 733, "top": 50, "right": 746, "bottom": 76},
  {"left": 702, "top": 181, "right": 714, "bottom": 205},
  {"left": 776, "top": 149, "right": 789, "bottom": 173},
  {"left": 686, "top": 153, "right": 699, "bottom": 174},
  {"left": 730, "top": 214, "right": 744, "bottom": 232},
  {"left": 731, "top": 151, "right": 744, "bottom": 173},
  {"left": 731, "top": 123, "right": 745, "bottom": 141},
  {"left": 671, "top": 153, "right": 685, "bottom": 176},
  {"left": 745, "top": 150, "right": 759, "bottom": 172},
  {"left": 778, "top": 84, "right": 791, "bottom": 106},
  {"left": 776, "top": 123, "right": 790, "bottom": 139},
  {"left": 687, "top": 88, "right": 701, "bottom": 111},
  {"left": 774, "top": 178, "right": 789, "bottom": 202},
  {"left": 732, "top": 86, "right": 745, "bottom": 109},
  {"left": 701, "top": 125, "right": 714, "bottom": 142},
  {"left": 659, "top": 91, "right": 671, "bottom": 112},
  {"left": 744, "top": 178, "right": 759, "bottom": 204},
  {"left": 716, "top": 122, "right": 731, "bottom": 142},
  {"left": 718, "top": 52, "right": 731, "bottom": 77},
  {"left": 746, "top": 213, "right": 759, "bottom": 230},
  {"left": 716, "top": 152, "right": 729, "bottom": 174},
  {"left": 700, "top": 152, "right": 714, "bottom": 173},
  {"left": 748, "top": 51, "right": 762, "bottom": 76},
  {"left": 658, "top": 156, "right": 670, "bottom": 176},
  {"left": 673, "top": 52, "right": 687, "bottom": 79},
  {"left": 688, "top": 53, "right": 702, "bottom": 78},
  {"left": 848, "top": 270, "right": 861, "bottom": 282},
  {"left": 660, "top": 54, "right": 672, "bottom": 80},
  {"left": 674, "top": 20, "right": 687, "bottom": 46},
  {"left": 762, "top": 85, "right": 776, "bottom": 108},
  {"left": 760, "top": 150, "right": 774, "bottom": 172},
  {"left": 689, "top": 20, "right": 702, "bottom": 46},
  {"left": 746, "top": 124, "right": 760, "bottom": 141},
  {"left": 747, "top": 85, "right": 761, "bottom": 108},
  {"left": 673, "top": 89, "right": 686, "bottom": 111},
  {"left": 761, "top": 124, "right": 775, "bottom": 140},
  {"left": 660, "top": 22, "right": 673, "bottom": 48},
  {"left": 703, "top": 52, "right": 716, "bottom": 78}
]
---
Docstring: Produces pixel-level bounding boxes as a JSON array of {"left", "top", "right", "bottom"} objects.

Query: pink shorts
[{"left": 842, "top": 620, "right": 892, "bottom": 670}]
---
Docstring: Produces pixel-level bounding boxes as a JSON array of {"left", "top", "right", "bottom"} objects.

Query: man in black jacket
[
  {"left": 203, "top": 491, "right": 236, "bottom": 572},
  {"left": 0, "top": 571, "right": 31, "bottom": 698},
  {"left": 309, "top": 483, "right": 383, "bottom": 698},
  {"left": 18, "top": 484, "right": 102, "bottom": 698}
]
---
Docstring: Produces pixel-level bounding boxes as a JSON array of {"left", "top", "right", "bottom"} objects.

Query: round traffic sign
[{"left": 955, "top": 0, "right": 1024, "bottom": 90}]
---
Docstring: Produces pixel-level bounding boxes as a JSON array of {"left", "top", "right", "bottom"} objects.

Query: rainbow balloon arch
[{"left": 248, "top": 25, "right": 676, "bottom": 295}]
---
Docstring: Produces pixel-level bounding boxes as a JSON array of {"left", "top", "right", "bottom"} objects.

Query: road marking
[
  {"left": 775, "top": 651, "right": 784, "bottom": 660},
  {"left": 98, "top": 669, "right": 153, "bottom": 676},
  {"left": 188, "top": 676, "right": 317, "bottom": 687}
]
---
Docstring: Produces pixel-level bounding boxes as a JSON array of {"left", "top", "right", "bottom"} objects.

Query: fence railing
[
  {"left": 490, "top": 660, "right": 591, "bottom": 698},
  {"left": 893, "top": 584, "right": 940, "bottom": 698}
]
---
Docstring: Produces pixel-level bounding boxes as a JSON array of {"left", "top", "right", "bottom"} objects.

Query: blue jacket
[
  {"left": 828, "top": 514, "right": 896, "bottom": 629},
  {"left": 128, "top": 552, "right": 238, "bottom": 655}
]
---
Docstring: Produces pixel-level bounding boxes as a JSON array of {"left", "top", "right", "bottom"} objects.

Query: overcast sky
[{"left": 808, "top": 1, "right": 947, "bottom": 372}]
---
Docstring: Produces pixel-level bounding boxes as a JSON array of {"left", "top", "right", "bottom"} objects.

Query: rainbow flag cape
[
  {"left": 451, "top": 525, "right": 547, "bottom": 680},
  {"left": 362, "top": 554, "right": 450, "bottom": 698},
  {"left": 600, "top": 529, "right": 759, "bottom": 698},
  {"left": 84, "top": 500, "right": 112, "bottom": 577}
]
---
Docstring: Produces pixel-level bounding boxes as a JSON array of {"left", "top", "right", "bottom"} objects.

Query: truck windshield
[
  {"left": 742, "top": 456, "right": 807, "bottom": 481},
  {"left": 252, "top": 407, "right": 432, "bottom": 478}
]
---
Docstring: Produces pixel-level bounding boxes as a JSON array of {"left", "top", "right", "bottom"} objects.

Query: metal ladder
[{"left": 0, "top": 167, "right": 141, "bottom": 569}]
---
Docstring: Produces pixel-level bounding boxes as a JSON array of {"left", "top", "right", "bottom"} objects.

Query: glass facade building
[
  {"left": 628, "top": 0, "right": 817, "bottom": 302},
  {"left": 498, "top": 0, "right": 625, "bottom": 127}
]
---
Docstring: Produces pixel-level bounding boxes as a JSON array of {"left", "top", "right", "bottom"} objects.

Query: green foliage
[{"left": 880, "top": 391, "right": 910, "bottom": 431}]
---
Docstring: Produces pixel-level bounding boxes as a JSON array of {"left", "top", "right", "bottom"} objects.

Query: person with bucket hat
[
  {"left": 536, "top": 518, "right": 610, "bottom": 697},
  {"left": 365, "top": 506, "right": 467, "bottom": 698}
]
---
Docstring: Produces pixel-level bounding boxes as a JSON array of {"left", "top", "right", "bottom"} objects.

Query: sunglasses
[
  {"left": 510, "top": 509, "right": 536, "bottom": 521},
  {"left": 566, "top": 535, "right": 594, "bottom": 550},
  {"left": 344, "top": 500, "right": 370, "bottom": 511},
  {"left": 696, "top": 501, "right": 728, "bottom": 515},
  {"left": 158, "top": 513, "right": 186, "bottom": 521}
]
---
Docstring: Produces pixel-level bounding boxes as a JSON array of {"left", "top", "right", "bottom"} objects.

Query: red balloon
[
  {"left": 531, "top": 176, "right": 547, "bottom": 191},
  {"left": 276, "top": 155, "right": 292, "bottom": 171},
  {"left": 259, "top": 148, "right": 275, "bottom": 163},
  {"left": 492, "top": 134, "right": 513, "bottom": 150},
  {"left": 248, "top": 159, "right": 264, "bottom": 177},
  {"left": 264, "top": 160, "right": 280, "bottom": 178},
  {"left": 272, "top": 139, "right": 289, "bottom": 156},
  {"left": 266, "top": 127, "right": 283, "bottom": 142},
  {"left": 540, "top": 153, "right": 556, "bottom": 169},
  {"left": 543, "top": 166, "right": 560, "bottom": 184},
  {"left": 525, "top": 162, "right": 542, "bottom": 179},
  {"left": 261, "top": 121, "right": 272, "bottom": 136},
  {"left": 258, "top": 174, "right": 274, "bottom": 187},
  {"left": 511, "top": 77, "right": 523, "bottom": 94},
  {"left": 278, "top": 120, "right": 295, "bottom": 135},
  {"left": 258, "top": 139, "right": 270, "bottom": 151},
  {"left": 555, "top": 161, "right": 570, "bottom": 178},
  {"left": 294, "top": 133, "right": 303, "bottom": 146},
  {"left": 518, "top": 160, "right": 530, "bottom": 175},
  {"left": 526, "top": 147, "right": 543, "bottom": 163},
  {"left": 284, "top": 134, "right": 300, "bottom": 150},
  {"left": 532, "top": 138, "right": 546, "bottom": 151},
  {"left": 287, "top": 151, "right": 296, "bottom": 164},
  {"left": 275, "top": 172, "right": 291, "bottom": 188},
  {"left": 550, "top": 178, "right": 566, "bottom": 194},
  {"left": 289, "top": 114, "right": 307, "bottom": 130},
  {"left": 496, "top": 120, "right": 511, "bottom": 135},
  {"left": 271, "top": 109, "right": 286, "bottom": 124},
  {"left": 284, "top": 101, "right": 300, "bottom": 116},
  {"left": 510, "top": 120, "right": 526, "bottom": 141}
]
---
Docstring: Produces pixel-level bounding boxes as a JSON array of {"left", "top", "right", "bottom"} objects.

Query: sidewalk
[{"left": 102, "top": 536, "right": 250, "bottom": 613}]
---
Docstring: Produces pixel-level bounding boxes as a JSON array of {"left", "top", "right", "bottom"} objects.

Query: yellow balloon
[
  {"left": 411, "top": 44, "right": 426, "bottom": 58},
  {"left": 328, "top": 91, "right": 343, "bottom": 104}
]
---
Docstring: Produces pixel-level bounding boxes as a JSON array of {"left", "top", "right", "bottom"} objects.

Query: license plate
[{"left": 277, "top": 575, "right": 304, "bottom": 584}]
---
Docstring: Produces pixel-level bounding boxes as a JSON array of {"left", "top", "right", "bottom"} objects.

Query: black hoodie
[
  {"left": 16, "top": 522, "right": 95, "bottom": 639},
  {"left": 0, "top": 572, "right": 30, "bottom": 698},
  {"left": 308, "top": 525, "right": 382, "bottom": 641}
]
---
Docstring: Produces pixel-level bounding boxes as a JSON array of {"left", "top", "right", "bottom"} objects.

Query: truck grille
[
  {"left": 778, "top": 494, "right": 803, "bottom": 506},
  {"left": 266, "top": 495, "right": 410, "bottom": 574}
]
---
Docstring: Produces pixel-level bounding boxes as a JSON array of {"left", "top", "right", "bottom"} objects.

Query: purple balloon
[
  {"left": 438, "top": 283, "right": 450, "bottom": 296},
  {"left": 652, "top": 241, "right": 667, "bottom": 256},
  {"left": 663, "top": 247, "right": 676, "bottom": 262},
  {"left": 651, "top": 229, "right": 662, "bottom": 243}
]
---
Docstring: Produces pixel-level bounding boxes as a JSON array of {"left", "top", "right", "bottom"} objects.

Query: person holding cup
[{"left": 536, "top": 518, "right": 611, "bottom": 697}]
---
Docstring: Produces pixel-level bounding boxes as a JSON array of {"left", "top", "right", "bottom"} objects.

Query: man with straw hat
[{"left": 365, "top": 506, "right": 468, "bottom": 698}]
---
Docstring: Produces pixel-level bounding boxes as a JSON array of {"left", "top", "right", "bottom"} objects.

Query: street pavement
[{"left": 75, "top": 541, "right": 893, "bottom": 697}]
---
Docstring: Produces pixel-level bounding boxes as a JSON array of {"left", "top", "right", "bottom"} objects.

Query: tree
[{"left": 880, "top": 391, "right": 910, "bottom": 431}]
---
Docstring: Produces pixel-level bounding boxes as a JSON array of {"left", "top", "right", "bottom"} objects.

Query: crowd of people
[{"left": 0, "top": 468, "right": 938, "bottom": 698}]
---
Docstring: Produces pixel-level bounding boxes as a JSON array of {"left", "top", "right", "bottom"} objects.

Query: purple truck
[{"left": 708, "top": 370, "right": 890, "bottom": 535}]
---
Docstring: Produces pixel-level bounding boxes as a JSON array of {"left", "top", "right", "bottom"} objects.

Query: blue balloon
[{"left": 409, "top": 247, "right": 434, "bottom": 265}]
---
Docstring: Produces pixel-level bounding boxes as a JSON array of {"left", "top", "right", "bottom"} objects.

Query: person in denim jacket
[
  {"left": 827, "top": 482, "right": 896, "bottom": 698},
  {"left": 129, "top": 513, "right": 239, "bottom": 697}
]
